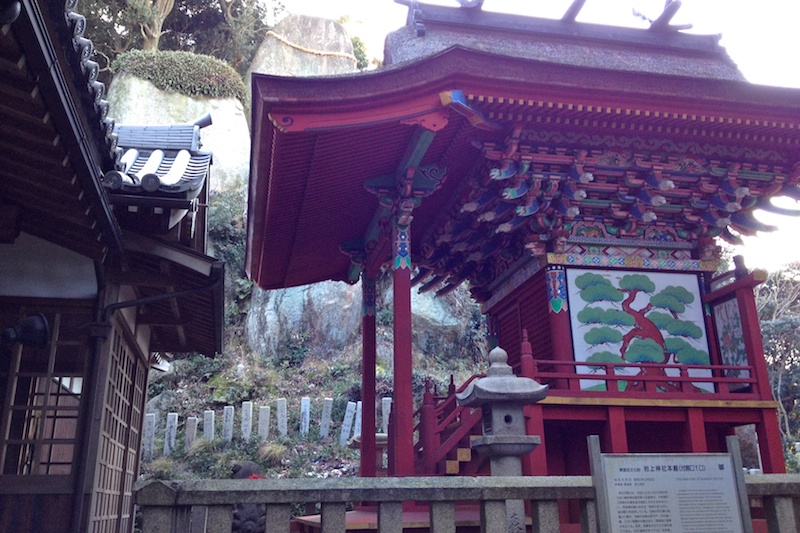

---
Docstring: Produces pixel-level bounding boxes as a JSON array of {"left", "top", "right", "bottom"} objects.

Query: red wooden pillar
[
  {"left": 735, "top": 273, "right": 772, "bottom": 397},
  {"left": 685, "top": 408, "right": 708, "bottom": 453},
  {"left": 756, "top": 409, "right": 787, "bottom": 473},
  {"left": 520, "top": 330, "right": 548, "bottom": 475},
  {"left": 360, "top": 274, "right": 377, "bottom": 477},
  {"left": 605, "top": 406, "right": 628, "bottom": 453},
  {"left": 523, "top": 404, "right": 548, "bottom": 475},
  {"left": 392, "top": 213, "right": 415, "bottom": 476},
  {"left": 545, "top": 265, "right": 573, "bottom": 389}
]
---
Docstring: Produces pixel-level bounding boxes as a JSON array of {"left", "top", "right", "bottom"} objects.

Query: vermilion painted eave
[
  {"left": 250, "top": 47, "right": 800, "bottom": 129},
  {"left": 246, "top": 46, "right": 800, "bottom": 290}
]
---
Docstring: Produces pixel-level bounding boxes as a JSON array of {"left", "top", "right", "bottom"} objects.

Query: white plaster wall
[{"left": 0, "top": 233, "right": 97, "bottom": 298}]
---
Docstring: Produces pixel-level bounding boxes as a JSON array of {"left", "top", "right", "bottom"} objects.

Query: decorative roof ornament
[
  {"left": 648, "top": 0, "right": 692, "bottom": 32},
  {"left": 0, "top": 0, "right": 21, "bottom": 24}
]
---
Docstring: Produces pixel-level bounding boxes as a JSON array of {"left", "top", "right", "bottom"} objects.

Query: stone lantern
[{"left": 456, "top": 345, "right": 548, "bottom": 532}]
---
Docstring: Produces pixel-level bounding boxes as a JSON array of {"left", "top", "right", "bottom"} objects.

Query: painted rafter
[{"left": 411, "top": 124, "right": 800, "bottom": 297}]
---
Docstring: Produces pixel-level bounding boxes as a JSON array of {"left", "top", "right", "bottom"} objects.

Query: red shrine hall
[{"left": 247, "top": 1, "right": 800, "bottom": 480}]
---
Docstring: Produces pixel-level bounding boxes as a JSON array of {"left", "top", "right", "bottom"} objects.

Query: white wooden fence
[{"left": 142, "top": 397, "right": 393, "bottom": 459}]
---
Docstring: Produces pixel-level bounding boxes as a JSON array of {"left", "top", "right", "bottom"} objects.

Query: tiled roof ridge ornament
[
  {"left": 101, "top": 114, "right": 214, "bottom": 236},
  {"left": 103, "top": 114, "right": 213, "bottom": 192},
  {"left": 62, "top": 0, "right": 119, "bottom": 169},
  {"left": 1, "top": 0, "right": 21, "bottom": 24}
]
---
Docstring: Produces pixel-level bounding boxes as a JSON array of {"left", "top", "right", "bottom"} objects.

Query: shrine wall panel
[
  {"left": 490, "top": 269, "right": 551, "bottom": 368},
  {"left": 0, "top": 493, "right": 73, "bottom": 533}
]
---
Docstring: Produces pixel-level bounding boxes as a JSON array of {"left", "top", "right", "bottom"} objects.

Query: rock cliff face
[
  {"left": 106, "top": 13, "right": 486, "bottom": 372},
  {"left": 245, "top": 276, "right": 485, "bottom": 368},
  {"left": 246, "top": 14, "right": 358, "bottom": 79}
]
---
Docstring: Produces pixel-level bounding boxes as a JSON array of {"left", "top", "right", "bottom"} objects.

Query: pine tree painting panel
[{"left": 566, "top": 268, "right": 713, "bottom": 393}]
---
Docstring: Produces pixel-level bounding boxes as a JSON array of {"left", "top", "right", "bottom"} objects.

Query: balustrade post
[
  {"left": 420, "top": 380, "right": 440, "bottom": 474},
  {"left": 321, "top": 502, "right": 347, "bottom": 533},
  {"left": 265, "top": 504, "right": 292, "bottom": 533},
  {"left": 481, "top": 500, "right": 508, "bottom": 533},
  {"left": 206, "top": 505, "right": 233, "bottom": 533},
  {"left": 189, "top": 506, "right": 206, "bottom": 533},
  {"left": 430, "top": 501, "right": 456, "bottom": 533},
  {"left": 679, "top": 367, "right": 689, "bottom": 393},
  {"left": 604, "top": 362, "right": 618, "bottom": 393},
  {"left": 763, "top": 496, "right": 799, "bottom": 533},
  {"left": 139, "top": 506, "right": 175, "bottom": 533},
  {"left": 441, "top": 375, "right": 456, "bottom": 419},
  {"left": 519, "top": 329, "right": 535, "bottom": 379},
  {"left": 579, "top": 499, "right": 599, "bottom": 533},
  {"left": 378, "top": 501, "right": 404, "bottom": 533},
  {"left": 530, "top": 499, "right": 560, "bottom": 533}
]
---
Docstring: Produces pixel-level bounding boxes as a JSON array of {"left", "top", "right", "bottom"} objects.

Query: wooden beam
[{"left": 136, "top": 315, "right": 190, "bottom": 327}]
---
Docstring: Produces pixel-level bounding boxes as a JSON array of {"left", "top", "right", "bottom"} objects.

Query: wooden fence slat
[
  {"left": 277, "top": 398, "right": 288, "bottom": 437},
  {"left": 203, "top": 410, "right": 214, "bottom": 441},
  {"left": 259, "top": 405, "right": 271, "bottom": 441},
  {"left": 143, "top": 413, "right": 155, "bottom": 460},
  {"left": 320, "top": 398, "right": 333, "bottom": 439},
  {"left": 430, "top": 501, "right": 456, "bottom": 533},
  {"left": 165, "top": 413, "right": 178, "bottom": 455},
  {"left": 144, "top": 396, "right": 379, "bottom": 459},
  {"left": 242, "top": 401, "right": 253, "bottom": 442},
  {"left": 339, "top": 402, "right": 356, "bottom": 446},
  {"left": 223, "top": 406, "right": 234, "bottom": 443},
  {"left": 185, "top": 417, "right": 198, "bottom": 452},
  {"left": 301, "top": 397, "right": 311, "bottom": 437},
  {"left": 321, "top": 502, "right": 347, "bottom": 533}
]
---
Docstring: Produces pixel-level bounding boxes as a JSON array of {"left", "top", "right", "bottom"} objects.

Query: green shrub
[{"left": 112, "top": 50, "right": 246, "bottom": 101}]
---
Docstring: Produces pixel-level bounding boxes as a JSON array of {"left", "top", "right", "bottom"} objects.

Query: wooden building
[
  {"left": 0, "top": 0, "right": 224, "bottom": 531},
  {"left": 247, "top": 1, "right": 799, "bottom": 483}
]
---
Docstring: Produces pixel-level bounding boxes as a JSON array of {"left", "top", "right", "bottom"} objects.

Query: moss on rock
[{"left": 112, "top": 50, "right": 246, "bottom": 101}]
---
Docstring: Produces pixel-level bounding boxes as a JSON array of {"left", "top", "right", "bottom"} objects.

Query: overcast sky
[{"left": 280, "top": 0, "right": 800, "bottom": 270}]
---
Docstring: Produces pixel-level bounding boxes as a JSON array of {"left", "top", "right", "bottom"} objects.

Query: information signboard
[
  {"left": 588, "top": 436, "right": 752, "bottom": 533},
  {"left": 601, "top": 453, "right": 744, "bottom": 533}
]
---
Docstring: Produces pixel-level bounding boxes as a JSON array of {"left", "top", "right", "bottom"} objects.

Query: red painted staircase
[{"left": 413, "top": 375, "right": 488, "bottom": 476}]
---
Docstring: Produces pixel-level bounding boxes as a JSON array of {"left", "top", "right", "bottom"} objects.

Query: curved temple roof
[{"left": 247, "top": 3, "right": 800, "bottom": 300}]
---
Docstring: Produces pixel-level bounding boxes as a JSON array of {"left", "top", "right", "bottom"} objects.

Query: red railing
[{"left": 530, "top": 359, "right": 760, "bottom": 399}]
